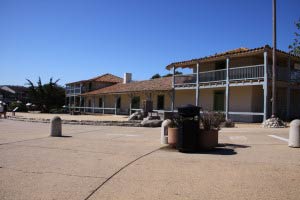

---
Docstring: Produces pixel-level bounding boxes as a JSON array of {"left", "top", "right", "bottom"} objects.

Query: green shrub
[{"left": 8, "top": 101, "right": 28, "bottom": 112}]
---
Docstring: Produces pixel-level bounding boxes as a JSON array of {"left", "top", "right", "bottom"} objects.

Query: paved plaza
[{"left": 0, "top": 119, "right": 299, "bottom": 200}]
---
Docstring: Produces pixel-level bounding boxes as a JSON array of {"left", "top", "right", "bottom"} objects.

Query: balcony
[
  {"left": 174, "top": 64, "right": 265, "bottom": 88},
  {"left": 66, "top": 87, "right": 83, "bottom": 96}
]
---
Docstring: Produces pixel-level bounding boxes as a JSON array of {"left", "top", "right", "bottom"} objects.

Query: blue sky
[{"left": 0, "top": 0, "right": 299, "bottom": 86}]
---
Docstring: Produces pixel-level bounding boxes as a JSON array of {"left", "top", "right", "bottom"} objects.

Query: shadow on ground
[{"left": 161, "top": 143, "right": 250, "bottom": 155}]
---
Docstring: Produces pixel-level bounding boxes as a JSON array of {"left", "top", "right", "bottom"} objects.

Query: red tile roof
[
  {"left": 66, "top": 73, "right": 122, "bottom": 85},
  {"left": 166, "top": 45, "right": 300, "bottom": 70},
  {"left": 81, "top": 77, "right": 172, "bottom": 95}
]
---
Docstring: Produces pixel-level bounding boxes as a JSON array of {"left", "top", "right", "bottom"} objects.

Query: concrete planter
[
  {"left": 168, "top": 127, "right": 179, "bottom": 148},
  {"left": 198, "top": 129, "right": 218, "bottom": 150}
]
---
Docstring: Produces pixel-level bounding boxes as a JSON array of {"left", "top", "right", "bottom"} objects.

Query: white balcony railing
[{"left": 174, "top": 64, "right": 265, "bottom": 87}]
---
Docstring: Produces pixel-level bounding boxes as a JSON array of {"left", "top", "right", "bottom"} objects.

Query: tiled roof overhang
[
  {"left": 166, "top": 45, "right": 300, "bottom": 70},
  {"left": 81, "top": 77, "right": 172, "bottom": 96}
]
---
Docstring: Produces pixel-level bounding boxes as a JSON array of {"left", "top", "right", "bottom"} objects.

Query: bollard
[
  {"left": 289, "top": 119, "right": 300, "bottom": 148},
  {"left": 50, "top": 116, "right": 62, "bottom": 137},
  {"left": 161, "top": 119, "right": 171, "bottom": 144}
]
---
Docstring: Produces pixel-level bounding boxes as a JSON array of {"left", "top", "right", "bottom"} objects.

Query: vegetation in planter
[
  {"left": 169, "top": 113, "right": 181, "bottom": 128},
  {"left": 221, "top": 119, "right": 235, "bottom": 128},
  {"left": 200, "top": 111, "right": 225, "bottom": 131}
]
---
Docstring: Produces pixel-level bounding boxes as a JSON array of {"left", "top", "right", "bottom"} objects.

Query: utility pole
[{"left": 271, "top": 0, "right": 277, "bottom": 118}]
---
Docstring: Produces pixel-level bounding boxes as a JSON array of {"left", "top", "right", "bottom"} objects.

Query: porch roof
[
  {"left": 66, "top": 73, "right": 123, "bottom": 85},
  {"left": 81, "top": 77, "right": 172, "bottom": 96},
  {"left": 166, "top": 45, "right": 300, "bottom": 70}
]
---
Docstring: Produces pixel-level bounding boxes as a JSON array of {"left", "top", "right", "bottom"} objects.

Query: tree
[
  {"left": 289, "top": 18, "right": 300, "bottom": 56},
  {"left": 151, "top": 73, "right": 161, "bottom": 79},
  {"left": 163, "top": 71, "right": 183, "bottom": 77},
  {"left": 151, "top": 71, "right": 183, "bottom": 79},
  {"left": 26, "top": 77, "right": 65, "bottom": 112}
]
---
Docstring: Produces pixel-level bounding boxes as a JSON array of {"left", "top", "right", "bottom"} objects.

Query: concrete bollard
[
  {"left": 161, "top": 119, "right": 171, "bottom": 144},
  {"left": 50, "top": 116, "right": 62, "bottom": 137},
  {"left": 289, "top": 119, "right": 300, "bottom": 148}
]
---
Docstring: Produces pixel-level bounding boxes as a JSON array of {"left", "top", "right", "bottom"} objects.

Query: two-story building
[
  {"left": 65, "top": 73, "right": 122, "bottom": 112},
  {"left": 67, "top": 45, "right": 300, "bottom": 122}
]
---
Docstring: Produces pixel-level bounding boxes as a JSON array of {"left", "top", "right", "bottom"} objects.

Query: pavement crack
[
  {"left": 83, "top": 147, "right": 162, "bottom": 200},
  {"left": 2, "top": 167, "right": 106, "bottom": 179},
  {"left": 11, "top": 144, "right": 116, "bottom": 155},
  {"left": 0, "top": 137, "right": 49, "bottom": 146}
]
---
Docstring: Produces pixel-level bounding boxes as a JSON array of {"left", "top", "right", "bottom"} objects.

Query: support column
[
  {"left": 286, "top": 55, "right": 291, "bottom": 120},
  {"left": 114, "top": 95, "right": 117, "bottom": 115},
  {"left": 171, "top": 66, "right": 175, "bottom": 111},
  {"left": 102, "top": 96, "right": 105, "bottom": 114},
  {"left": 225, "top": 57, "right": 230, "bottom": 120},
  {"left": 263, "top": 51, "right": 268, "bottom": 121},
  {"left": 196, "top": 63, "right": 200, "bottom": 106},
  {"left": 79, "top": 83, "right": 82, "bottom": 112},
  {"left": 68, "top": 96, "right": 71, "bottom": 112},
  {"left": 129, "top": 94, "right": 132, "bottom": 115},
  {"left": 83, "top": 97, "right": 86, "bottom": 113},
  {"left": 73, "top": 84, "right": 76, "bottom": 110},
  {"left": 92, "top": 96, "right": 95, "bottom": 113}
]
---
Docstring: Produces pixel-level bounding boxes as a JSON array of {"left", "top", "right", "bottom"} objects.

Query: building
[
  {"left": 67, "top": 45, "right": 300, "bottom": 122},
  {"left": 65, "top": 73, "right": 123, "bottom": 110},
  {"left": 0, "top": 85, "right": 29, "bottom": 104},
  {"left": 166, "top": 45, "right": 300, "bottom": 122}
]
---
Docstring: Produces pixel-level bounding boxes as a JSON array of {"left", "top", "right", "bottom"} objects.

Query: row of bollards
[{"left": 50, "top": 116, "right": 299, "bottom": 148}]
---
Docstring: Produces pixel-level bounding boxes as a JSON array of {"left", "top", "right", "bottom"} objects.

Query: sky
[{"left": 0, "top": 0, "right": 299, "bottom": 86}]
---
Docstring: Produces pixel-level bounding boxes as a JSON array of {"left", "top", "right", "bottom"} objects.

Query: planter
[
  {"left": 168, "top": 127, "right": 179, "bottom": 148},
  {"left": 198, "top": 129, "right": 219, "bottom": 150}
]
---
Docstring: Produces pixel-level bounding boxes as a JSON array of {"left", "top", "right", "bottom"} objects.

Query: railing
[
  {"left": 174, "top": 64, "right": 265, "bottom": 87},
  {"left": 199, "top": 69, "right": 226, "bottom": 83},
  {"left": 229, "top": 65, "right": 264, "bottom": 80},
  {"left": 66, "top": 87, "right": 82, "bottom": 95},
  {"left": 291, "top": 70, "right": 300, "bottom": 82}
]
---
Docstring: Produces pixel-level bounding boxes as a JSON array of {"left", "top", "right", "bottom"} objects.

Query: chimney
[{"left": 123, "top": 73, "right": 132, "bottom": 84}]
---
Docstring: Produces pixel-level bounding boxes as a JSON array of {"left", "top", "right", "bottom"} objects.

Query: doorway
[{"left": 213, "top": 90, "right": 225, "bottom": 111}]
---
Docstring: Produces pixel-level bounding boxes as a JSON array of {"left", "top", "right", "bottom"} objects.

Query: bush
[
  {"left": 200, "top": 111, "right": 225, "bottom": 130},
  {"left": 8, "top": 101, "right": 28, "bottom": 112}
]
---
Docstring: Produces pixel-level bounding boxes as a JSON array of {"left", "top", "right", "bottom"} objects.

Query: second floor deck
[{"left": 174, "top": 64, "right": 300, "bottom": 89}]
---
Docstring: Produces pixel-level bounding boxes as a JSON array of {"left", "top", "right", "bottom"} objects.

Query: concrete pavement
[{"left": 0, "top": 119, "right": 299, "bottom": 200}]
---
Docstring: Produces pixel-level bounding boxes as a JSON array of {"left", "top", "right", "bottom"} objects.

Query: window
[
  {"left": 157, "top": 95, "right": 164, "bottom": 110},
  {"left": 99, "top": 98, "right": 103, "bottom": 107},
  {"left": 88, "top": 82, "right": 92, "bottom": 91},
  {"left": 88, "top": 99, "right": 91, "bottom": 107},
  {"left": 131, "top": 96, "right": 140, "bottom": 109}
]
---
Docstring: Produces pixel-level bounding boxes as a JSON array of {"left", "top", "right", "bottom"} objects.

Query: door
[{"left": 214, "top": 90, "right": 225, "bottom": 111}]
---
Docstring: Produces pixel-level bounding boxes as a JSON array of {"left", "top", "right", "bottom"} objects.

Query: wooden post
[
  {"left": 263, "top": 51, "right": 268, "bottom": 121},
  {"left": 225, "top": 57, "right": 230, "bottom": 120},
  {"left": 196, "top": 63, "right": 199, "bottom": 106},
  {"left": 172, "top": 66, "right": 175, "bottom": 111}
]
